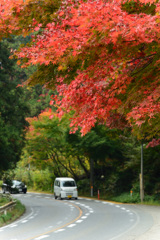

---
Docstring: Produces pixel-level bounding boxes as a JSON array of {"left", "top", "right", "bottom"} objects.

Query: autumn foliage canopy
[{"left": 0, "top": 0, "right": 160, "bottom": 145}]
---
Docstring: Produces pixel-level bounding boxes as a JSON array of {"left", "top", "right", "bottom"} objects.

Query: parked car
[
  {"left": 54, "top": 177, "right": 78, "bottom": 200},
  {"left": 2, "top": 180, "right": 27, "bottom": 194}
]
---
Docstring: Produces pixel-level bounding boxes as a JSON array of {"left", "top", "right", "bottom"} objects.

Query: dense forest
[{"left": 0, "top": 0, "right": 160, "bottom": 202}]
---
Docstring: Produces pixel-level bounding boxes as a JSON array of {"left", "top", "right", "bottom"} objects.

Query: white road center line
[
  {"left": 76, "top": 220, "right": 83, "bottom": 223},
  {"left": 67, "top": 224, "right": 76, "bottom": 228},
  {"left": 34, "top": 235, "right": 49, "bottom": 239},
  {"left": 55, "top": 229, "right": 65, "bottom": 233},
  {"left": 121, "top": 207, "right": 126, "bottom": 210}
]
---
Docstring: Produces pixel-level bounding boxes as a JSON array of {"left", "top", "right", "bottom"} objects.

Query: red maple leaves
[{"left": 1, "top": 0, "right": 160, "bottom": 144}]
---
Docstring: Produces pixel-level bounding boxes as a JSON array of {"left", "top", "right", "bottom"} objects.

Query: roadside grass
[
  {"left": 109, "top": 192, "right": 160, "bottom": 205},
  {"left": 139, "top": 199, "right": 160, "bottom": 206},
  {"left": 0, "top": 196, "right": 10, "bottom": 206},
  {"left": 110, "top": 192, "right": 141, "bottom": 203},
  {"left": 0, "top": 196, "right": 25, "bottom": 227}
]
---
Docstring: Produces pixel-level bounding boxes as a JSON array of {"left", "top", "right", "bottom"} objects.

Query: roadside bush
[
  {"left": 154, "top": 192, "right": 160, "bottom": 201},
  {"left": 111, "top": 192, "right": 141, "bottom": 203},
  {"left": 0, "top": 212, "right": 12, "bottom": 224},
  {"left": 32, "top": 169, "right": 54, "bottom": 191}
]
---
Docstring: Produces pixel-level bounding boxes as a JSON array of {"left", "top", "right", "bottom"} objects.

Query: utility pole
[
  {"left": 90, "top": 157, "right": 94, "bottom": 197},
  {"left": 140, "top": 142, "right": 144, "bottom": 202}
]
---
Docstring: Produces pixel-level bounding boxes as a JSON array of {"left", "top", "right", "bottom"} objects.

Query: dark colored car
[{"left": 2, "top": 180, "right": 27, "bottom": 194}]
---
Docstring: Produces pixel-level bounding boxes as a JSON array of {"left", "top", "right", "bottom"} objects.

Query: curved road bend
[{"left": 0, "top": 193, "right": 159, "bottom": 240}]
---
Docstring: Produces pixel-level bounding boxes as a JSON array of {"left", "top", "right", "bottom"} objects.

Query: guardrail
[{"left": 0, "top": 193, "right": 16, "bottom": 215}]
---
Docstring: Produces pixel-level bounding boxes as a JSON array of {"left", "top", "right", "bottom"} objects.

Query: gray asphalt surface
[
  {"left": 136, "top": 205, "right": 160, "bottom": 240},
  {"left": 115, "top": 204, "right": 160, "bottom": 240},
  {"left": 0, "top": 193, "right": 160, "bottom": 240}
]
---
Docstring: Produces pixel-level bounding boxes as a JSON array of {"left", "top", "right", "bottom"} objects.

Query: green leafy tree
[
  {"left": 24, "top": 110, "right": 89, "bottom": 181},
  {"left": 0, "top": 41, "right": 29, "bottom": 171}
]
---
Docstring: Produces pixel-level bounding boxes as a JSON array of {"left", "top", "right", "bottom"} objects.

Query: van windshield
[{"left": 62, "top": 181, "right": 76, "bottom": 187}]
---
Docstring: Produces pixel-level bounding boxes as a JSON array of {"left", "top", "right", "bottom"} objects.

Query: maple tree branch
[
  {"left": 130, "top": 57, "right": 155, "bottom": 76},
  {"left": 127, "top": 53, "right": 156, "bottom": 64},
  {"left": 127, "top": 53, "right": 157, "bottom": 76}
]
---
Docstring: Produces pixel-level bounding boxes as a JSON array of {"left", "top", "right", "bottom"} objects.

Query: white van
[{"left": 54, "top": 177, "right": 78, "bottom": 200}]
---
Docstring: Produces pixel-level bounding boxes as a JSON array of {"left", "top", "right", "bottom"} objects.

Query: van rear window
[{"left": 62, "top": 181, "right": 76, "bottom": 187}]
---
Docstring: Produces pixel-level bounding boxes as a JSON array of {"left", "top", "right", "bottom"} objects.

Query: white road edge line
[{"left": 110, "top": 208, "right": 140, "bottom": 240}]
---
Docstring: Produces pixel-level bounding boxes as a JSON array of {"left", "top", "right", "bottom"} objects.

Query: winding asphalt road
[{"left": 0, "top": 193, "right": 160, "bottom": 240}]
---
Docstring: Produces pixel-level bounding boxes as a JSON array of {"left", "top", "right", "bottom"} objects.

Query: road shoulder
[{"left": 135, "top": 205, "right": 160, "bottom": 240}]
